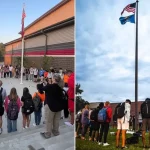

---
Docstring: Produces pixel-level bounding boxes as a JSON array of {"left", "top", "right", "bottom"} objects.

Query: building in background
[{"left": 4, "top": 0, "right": 74, "bottom": 70}]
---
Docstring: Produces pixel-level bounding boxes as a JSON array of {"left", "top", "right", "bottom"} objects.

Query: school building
[{"left": 4, "top": 0, "right": 74, "bottom": 70}]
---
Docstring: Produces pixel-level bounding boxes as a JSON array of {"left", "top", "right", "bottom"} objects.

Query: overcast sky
[
  {"left": 76, "top": 0, "right": 150, "bottom": 103},
  {"left": 0, "top": 0, "right": 61, "bottom": 43}
]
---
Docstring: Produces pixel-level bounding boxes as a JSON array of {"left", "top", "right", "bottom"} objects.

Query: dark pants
[
  {"left": 64, "top": 100, "right": 69, "bottom": 118},
  {"left": 9, "top": 71, "right": 12, "bottom": 78},
  {"left": 34, "top": 109, "right": 41, "bottom": 125},
  {"left": 99, "top": 122, "right": 109, "bottom": 143},
  {"left": 4, "top": 73, "right": 6, "bottom": 78},
  {"left": 76, "top": 122, "right": 82, "bottom": 135},
  {"left": 81, "top": 124, "right": 89, "bottom": 137},
  {"left": 64, "top": 108, "right": 69, "bottom": 118}
]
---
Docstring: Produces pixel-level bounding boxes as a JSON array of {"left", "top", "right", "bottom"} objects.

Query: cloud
[{"left": 76, "top": 0, "right": 150, "bottom": 103}]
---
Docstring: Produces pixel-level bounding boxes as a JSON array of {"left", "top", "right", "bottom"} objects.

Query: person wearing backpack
[
  {"left": 21, "top": 87, "right": 34, "bottom": 129},
  {"left": 98, "top": 101, "right": 112, "bottom": 146},
  {"left": 32, "top": 84, "right": 45, "bottom": 126},
  {"left": 4, "top": 88, "right": 21, "bottom": 133},
  {"left": 89, "top": 105, "right": 101, "bottom": 142},
  {"left": 0, "top": 80, "right": 7, "bottom": 134},
  {"left": 116, "top": 99, "right": 131, "bottom": 149},
  {"left": 141, "top": 98, "right": 150, "bottom": 148}
]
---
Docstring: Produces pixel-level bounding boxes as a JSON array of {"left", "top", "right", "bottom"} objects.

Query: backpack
[
  {"left": 62, "top": 89, "right": 68, "bottom": 101},
  {"left": 90, "top": 109, "right": 98, "bottom": 121},
  {"left": 0, "top": 88, "right": 3, "bottom": 108},
  {"left": 126, "top": 135, "right": 139, "bottom": 144},
  {"left": 24, "top": 98, "right": 34, "bottom": 115},
  {"left": 98, "top": 108, "right": 107, "bottom": 122},
  {"left": 33, "top": 93, "right": 42, "bottom": 112},
  {"left": 141, "top": 100, "right": 150, "bottom": 118},
  {"left": 114, "top": 103, "right": 126, "bottom": 119},
  {"left": 60, "top": 89, "right": 68, "bottom": 110},
  {"left": 7, "top": 100, "right": 19, "bottom": 120},
  {"left": 76, "top": 113, "right": 82, "bottom": 122}
]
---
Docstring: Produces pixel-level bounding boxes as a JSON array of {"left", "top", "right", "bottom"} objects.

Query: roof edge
[
  {"left": 5, "top": 17, "right": 74, "bottom": 46},
  {"left": 19, "top": 0, "right": 71, "bottom": 34}
]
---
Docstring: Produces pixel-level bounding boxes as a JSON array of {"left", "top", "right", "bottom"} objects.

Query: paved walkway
[{"left": 0, "top": 77, "right": 45, "bottom": 134}]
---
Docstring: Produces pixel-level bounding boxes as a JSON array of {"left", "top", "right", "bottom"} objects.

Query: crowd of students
[
  {"left": 0, "top": 65, "right": 69, "bottom": 83},
  {"left": 76, "top": 98, "right": 150, "bottom": 149},
  {"left": 0, "top": 68, "right": 75, "bottom": 139}
]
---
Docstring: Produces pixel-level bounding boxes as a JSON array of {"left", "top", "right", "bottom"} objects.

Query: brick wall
[{"left": 12, "top": 56, "right": 74, "bottom": 71}]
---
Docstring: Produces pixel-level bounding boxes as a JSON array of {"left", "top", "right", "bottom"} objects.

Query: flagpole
[
  {"left": 135, "top": 0, "right": 139, "bottom": 131},
  {"left": 20, "top": 37, "right": 24, "bottom": 84},
  {"left": 20, "top": 3, "right": 25, "bottom": 85}
]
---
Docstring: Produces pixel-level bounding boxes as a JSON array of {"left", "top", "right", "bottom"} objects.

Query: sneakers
[
  {"left": 98, "top": 142, "right": 102, "bottom": 145},
  {"left": 121, "top": 146, "right": 128, "bottom": 149},
  {"left": 64, "top": 122, "right": 73, "bottom": 127},
  {"left": 33, "top": 123, "right": 36, "bottom": 127},
  {"left": 103, "top": 143, "right": 110, "bottom": 146},
  {"left": 25, "top": 126, "right": 28, "bottom": 129}
]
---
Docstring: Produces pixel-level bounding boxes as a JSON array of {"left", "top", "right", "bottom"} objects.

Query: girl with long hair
[{"left": 4, "top": 87, "right": 21, "bottom": 133}]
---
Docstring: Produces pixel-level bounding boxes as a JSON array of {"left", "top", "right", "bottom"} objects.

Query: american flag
[
  {"left": 121, "top": 3, "right": 136, "bottom": 15},
  {"left": 21, "top": 7, "right": 26, "bottom": 38}
]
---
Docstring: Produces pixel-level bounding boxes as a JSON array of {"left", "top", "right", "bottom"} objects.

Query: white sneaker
[
  {"left": 103, "top": 143, "right": 110, "bottom": 146},
  {"left": 98, "top": 142, "right": 102, "bottom": 145},
  {"left": 33, "top": 123, "right": 36, "bottom": 127},
  {"left": 25, "top": 126, "right": 28, "bottom": 129},
  {"left": 64, "top": 122, "right": 73, "bottom": 127}
]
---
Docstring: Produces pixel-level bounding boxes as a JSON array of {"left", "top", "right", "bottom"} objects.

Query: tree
[
  {"left": 42, "top": 56, "right": 53, "bottom": 70},
  {"left": 14, "top": 57, "right": 28, "bottom": 67},
  {"left": 76, "top": 83, "right": 89, "bottom": 113},
  {"left": 76, "top": 83, "right": 83, "bottom": 95},
  {"left": 0, "top": 43, "right": 5, "bottom": 62}
]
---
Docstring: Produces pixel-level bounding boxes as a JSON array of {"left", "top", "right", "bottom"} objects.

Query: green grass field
[{"left": 76, "top": 128, "right": 150, "bottom": 150}]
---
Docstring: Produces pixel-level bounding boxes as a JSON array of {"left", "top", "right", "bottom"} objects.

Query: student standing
[
  {"left": 4, "top": 88, "right": 21, "bottom": 133},
  {"left": 116, "top": 99, "right": 131, "bottom": 149},
  {"left": 32, "top": 84, "right": 45, "bottom": 126},
  {"left": 98, "top": 101, "right": 112, "bottom": 146},
  {"left": 21, "top": 87, "right": 34, "bottom": 129},
  {"left": 0, "top": 80, "right": 7, "bottom": 134}
]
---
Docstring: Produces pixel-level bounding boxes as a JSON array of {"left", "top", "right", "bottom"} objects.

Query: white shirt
[
  {"left": 47, "top": 72, "right": 52, "bottom": 78},
  {"left": 33, "top": 68, "right": 38, "bottom": 75},
  {"left": 124, "top": 103, "right": 131, "bottom": 122},
  {"left": 9, "top": 66, "right": 13, "bottom": 71},
  {"left": 30, "top": 68, "right": 34, "bottom": 74}
]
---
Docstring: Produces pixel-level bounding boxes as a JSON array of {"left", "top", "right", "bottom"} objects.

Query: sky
[
  {"left": 76, "top": 0, "right": 150, "bottom": 103},
  {"left": 0, "top": 0, "right": 61, "bottom": 43}
]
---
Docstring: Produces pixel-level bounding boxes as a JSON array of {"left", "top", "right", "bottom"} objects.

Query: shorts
[
  {"left": 68, "top": 99, "right": 74, "bottom": 113},
  {"left": 117, "top": 117, "right": 129, "bottom": 130},
  {"left": 142, "top": 118, "right": 150, "bottom": 131},
  {"left": 0, "top": 107, "right": 4, "bottom": 116},
  {"left": 34, "top": 75, "right": 37, "bottom": 78}
]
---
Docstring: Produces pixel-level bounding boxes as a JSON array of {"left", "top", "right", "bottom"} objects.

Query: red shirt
[
  {"left": 105, "top": 106, "right": 112, "bottom": 123},
  {"left": 67, "top": 73, "right": 74, "bottom": 100}
]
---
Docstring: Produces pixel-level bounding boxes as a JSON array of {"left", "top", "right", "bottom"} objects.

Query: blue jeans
[
  {"left": 7, "top": 118, "right": 17, "bottom": 133},
  {"left": 34, "top": 109, "right": 42, "bottom": 125}
]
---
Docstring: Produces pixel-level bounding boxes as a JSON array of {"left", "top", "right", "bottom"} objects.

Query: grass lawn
[{"left": 76, "top": 127, "right": 150, "bottom": 150}]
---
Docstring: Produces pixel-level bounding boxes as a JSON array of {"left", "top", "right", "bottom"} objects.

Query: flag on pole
[
  {"left": 21, "top": 6, "right": 26, "bottom": 38},
  {"left": 121, "top": 3, "right": 136, "bottom": 15},
  {"left": 119, "top": 14, "right": 135, "bottom": 25}
]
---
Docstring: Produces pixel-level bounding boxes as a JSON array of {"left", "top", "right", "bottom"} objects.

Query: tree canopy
[{"left": 76, "top": 83, "right": 89, "bottom": 113}]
